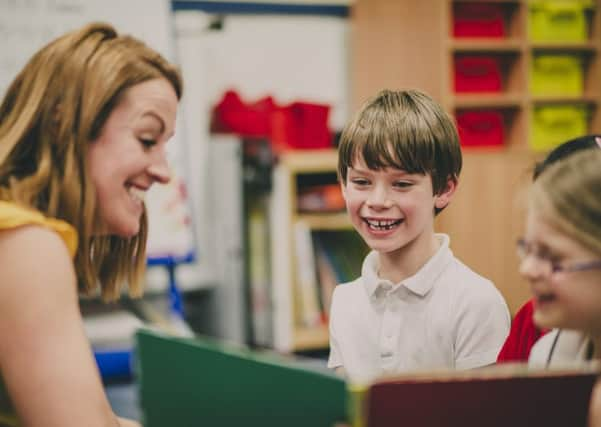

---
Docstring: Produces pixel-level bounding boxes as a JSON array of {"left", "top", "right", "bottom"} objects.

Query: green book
[{"left": 135, "top": 329, "right": 347, "bottom": 427}]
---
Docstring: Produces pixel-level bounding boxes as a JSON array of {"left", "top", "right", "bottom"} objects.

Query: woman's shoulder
[{"left": 0, "top": 200, "right": 78, "bottom": 257}]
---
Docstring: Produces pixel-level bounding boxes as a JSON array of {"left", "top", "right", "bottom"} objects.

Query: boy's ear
[{"left": 434, "top": 176, "right": 457, "bottom": 210}]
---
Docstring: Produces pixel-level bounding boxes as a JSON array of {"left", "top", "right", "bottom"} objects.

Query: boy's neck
[{"left": 376, "top": 233, "right": 441, "bottom": 284}]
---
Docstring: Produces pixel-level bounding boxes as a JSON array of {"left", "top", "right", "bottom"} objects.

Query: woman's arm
[{"left": 0, "top": 226, "right": 121, "bottom": 426}]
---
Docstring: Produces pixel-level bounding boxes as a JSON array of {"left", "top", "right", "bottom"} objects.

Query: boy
[{"left": 328, "top": 89, "right": 510, "bottom": 381}]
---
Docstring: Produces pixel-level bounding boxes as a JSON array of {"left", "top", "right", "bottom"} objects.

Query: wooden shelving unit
[
  {"left": 351, "top": 0, "right": 601, "bottom": 314},
  {"left": 270, "top": 149, "right": 362, "bottom": 352}
]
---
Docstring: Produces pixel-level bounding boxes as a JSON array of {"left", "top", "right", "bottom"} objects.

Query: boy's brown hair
[{"left": 337, "top": 89, "right": 462, "bottom": 214}]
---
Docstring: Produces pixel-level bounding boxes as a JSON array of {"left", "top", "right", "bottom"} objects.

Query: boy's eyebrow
[{"left": 349, "top": 165, "right": 414, "bottom": 176}]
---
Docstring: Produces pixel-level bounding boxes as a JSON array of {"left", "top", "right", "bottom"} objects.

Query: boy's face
[{"left": 341, "top": 157, "right": 454, "bottom": 255}]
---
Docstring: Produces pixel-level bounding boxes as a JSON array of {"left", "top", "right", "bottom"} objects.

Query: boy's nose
[{"left": 367, "top": 185, "right": 391, "bottom": 208}]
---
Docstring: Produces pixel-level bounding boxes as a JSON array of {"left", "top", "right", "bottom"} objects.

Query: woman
[{"left": 0, "top": 22, "right": 182, "bottom": 426}]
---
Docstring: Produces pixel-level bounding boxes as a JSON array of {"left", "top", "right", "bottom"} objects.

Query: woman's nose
[{"left": 147, "top": 150, "right": 171, "bottom": 184}]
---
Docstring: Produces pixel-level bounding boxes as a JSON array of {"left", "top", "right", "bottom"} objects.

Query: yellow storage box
[
  {"left": 530, "top": 104, "right": 588, "bottom": 151},
  {"left": 530, "top": 54, "right": 583, "bottom": 96},
  {"left": 529, "top": 0, "right": 593, "bottom": 42}
]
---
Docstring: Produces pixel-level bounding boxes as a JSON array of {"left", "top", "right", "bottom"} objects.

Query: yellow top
[{"left": 0, "top": 200, "right": 78, "bottom": 426}]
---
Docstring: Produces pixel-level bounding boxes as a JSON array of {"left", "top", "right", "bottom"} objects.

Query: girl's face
[
  {"left": 87, "top": 78, "right": 178, "bottom": 237},
  {"left": 520, "top": 206, "right": 601, "bottom": 335}
]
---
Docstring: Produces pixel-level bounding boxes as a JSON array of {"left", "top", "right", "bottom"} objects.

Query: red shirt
[{"left": 497, "top": 299, "right": 548, "bottom": 362}]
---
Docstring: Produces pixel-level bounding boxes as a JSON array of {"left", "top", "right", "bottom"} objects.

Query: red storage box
[
  {"left": 454, "top": 56, "right": 502, "bottom": 93},
  {"left": 457, "top": 110, "right": 504, "bottom": 147},
  {"left": 271, "top": 102, "right": 332, "bottom": 152},
  {"left": 453, "top": 3, "right": 505, "bottom": 38}
]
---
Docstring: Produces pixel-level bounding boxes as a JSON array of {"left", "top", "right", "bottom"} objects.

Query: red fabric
[
  {"left": 497, "top": 299, "right": 549, "bottom": 362},
  {"left": 211, "top": 90, "right": 332, "bottom": 151}
]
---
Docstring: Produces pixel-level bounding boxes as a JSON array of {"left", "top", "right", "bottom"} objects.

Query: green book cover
[{"left": 136, "top": 329, "right": 347, "bottom": 427}]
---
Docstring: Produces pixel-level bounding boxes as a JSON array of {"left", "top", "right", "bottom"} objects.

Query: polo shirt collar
[{"left": 362, "top": 233, "right": 453, "bottom": 299}]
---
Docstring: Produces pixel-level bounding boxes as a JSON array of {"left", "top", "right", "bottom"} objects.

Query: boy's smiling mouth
[{"left": 363, "top": 217, "right": 403, "bottom": 231}]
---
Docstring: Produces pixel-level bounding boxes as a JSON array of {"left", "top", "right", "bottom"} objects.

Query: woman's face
[
  {"left": 520, "top": 206, "right": 601, "bottom": 335},
  {"left": 87, "top": 78, "right": 178, "bottom": 237}
]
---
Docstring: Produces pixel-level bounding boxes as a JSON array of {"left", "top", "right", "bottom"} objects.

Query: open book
[
  {"left": 353, "top": 362, "right": 600, "bottom": 427},
  {"left": 135, "top": 329, "right": 346, "bottom": 427},
  {"left": 136, "top": 329, "right": 599, "bottom": 427}
]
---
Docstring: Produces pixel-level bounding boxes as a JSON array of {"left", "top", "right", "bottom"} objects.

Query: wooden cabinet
[{"left": 351, "top": 0, "right": 601, "bottom": 314}]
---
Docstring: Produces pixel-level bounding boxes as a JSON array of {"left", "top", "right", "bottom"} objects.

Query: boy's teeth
[
  {"left": 129, "top": 187, "right": 146, "bottom": 202},
  {"left": 366, "top": 219, "right": 401, "bottom": 230}
]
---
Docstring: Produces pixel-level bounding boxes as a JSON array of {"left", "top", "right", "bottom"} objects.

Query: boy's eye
[
  {"left": 351, "top": 178, "right": 369, "bottom": 186},
  {"left": 393, "top": 181, "right": 412, "bottom": 188}
]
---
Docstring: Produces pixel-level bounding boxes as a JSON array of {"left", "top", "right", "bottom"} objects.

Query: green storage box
[
  {"left": 529, "top": 0, "right": 593, "bottom": 42},
  {"left": 530, "top": 54, "right": 583, "bottom": 96},
  {"left": 530, "top": 104, "right": 588, "bottom": 151}
]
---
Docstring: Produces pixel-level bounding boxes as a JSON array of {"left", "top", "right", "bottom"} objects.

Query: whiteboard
[{"left": 0, "top": 0, "right": 196, "bottom": 261}]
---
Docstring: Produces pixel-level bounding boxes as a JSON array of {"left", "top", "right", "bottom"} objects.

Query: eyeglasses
[{"left": 516, "top": 238, "right": 601, "bottom": 277}]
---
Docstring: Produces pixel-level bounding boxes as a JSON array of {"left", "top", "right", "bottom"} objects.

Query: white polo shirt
[{"left": 327, "top": 234, "right": 510, "bottom": 382}]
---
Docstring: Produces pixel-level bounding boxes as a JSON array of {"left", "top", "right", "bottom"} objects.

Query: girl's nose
[
  {"left": 147, "top": 150, "right": 171, "bottom": 184},
  {"left": 519, "top": 255, "right": 545, "bottom": 282}
]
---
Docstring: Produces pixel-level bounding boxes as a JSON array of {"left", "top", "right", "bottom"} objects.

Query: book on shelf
[
  {"left": 293, "top": 220, "right": 323, "bottom": 328},
  {"left": 313, "top": 230, "right": 368, "bottom": 284},
  {"left": 135, "top": 328, "right": 600, "bottom": 427},
  {"left": 247, "top": 195, "right": 273, "bottom": 347},
  {"left": 297, "top": 183, "right": 345, "bottom": 213}
]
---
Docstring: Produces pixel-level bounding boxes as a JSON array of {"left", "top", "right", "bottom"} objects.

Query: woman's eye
[{"left": 139, "top": 138, "right": 157, "bottom": 148}]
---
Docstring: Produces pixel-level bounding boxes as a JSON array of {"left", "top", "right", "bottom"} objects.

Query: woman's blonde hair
[
  {"left": 0, "top": 22, "right": 183, "bottom": 301},
  {"left": 531, "top": 149, "right": 601, "bottom": 256}
]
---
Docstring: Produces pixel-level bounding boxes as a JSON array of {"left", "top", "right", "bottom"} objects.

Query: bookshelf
[
  {"left": 351, "top": 0, "right": 601, "bottom": 314},
  {"left": 270, "top": 149, "right": 367, "bottom": 352}
]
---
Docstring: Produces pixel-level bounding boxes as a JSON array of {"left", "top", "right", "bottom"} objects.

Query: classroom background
[{"left": 1, "top": 0, "right": 600, "bottom": 420}]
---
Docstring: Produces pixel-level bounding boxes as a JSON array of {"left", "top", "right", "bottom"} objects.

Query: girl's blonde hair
[
  {"left": 531, "top": 149, "right": 601, "bottom": 255},
  {"left": 0, "top": 22, "right": 183, "bottom": 301}
]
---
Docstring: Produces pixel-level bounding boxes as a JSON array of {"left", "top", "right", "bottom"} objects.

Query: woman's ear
[{"left": 434, "top": 176, "right": 458, "bottom": 210}]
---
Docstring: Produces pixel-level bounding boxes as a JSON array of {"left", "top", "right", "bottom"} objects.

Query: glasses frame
[{"left": 516, "top": 238, "right": 601, "bottom": 276}]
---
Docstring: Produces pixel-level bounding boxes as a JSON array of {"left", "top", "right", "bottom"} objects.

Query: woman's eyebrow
[{"left": 140, "top": 111, "right": 166, "bottom": 133}]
